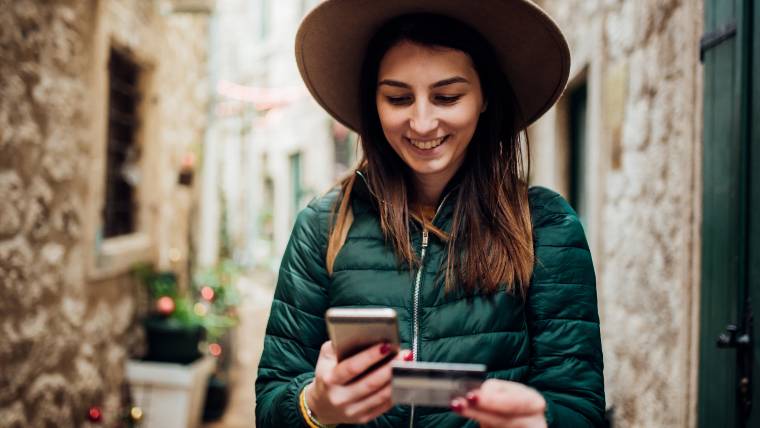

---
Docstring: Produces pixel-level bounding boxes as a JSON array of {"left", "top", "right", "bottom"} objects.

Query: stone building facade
[
  {"left": 0, "top": 0, "right": 211, "bottom": 426},
  {"left": 529, "top": 0, "right": 704, "bottom": 426}
]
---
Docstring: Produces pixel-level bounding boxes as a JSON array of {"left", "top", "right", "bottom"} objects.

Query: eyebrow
[{"left": 377, "top": 76, "right": 470, "bottom": 89}]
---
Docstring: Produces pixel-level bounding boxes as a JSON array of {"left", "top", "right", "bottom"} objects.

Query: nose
[{"left": 409, "top": 101, "right": 438, "bottom": 136}]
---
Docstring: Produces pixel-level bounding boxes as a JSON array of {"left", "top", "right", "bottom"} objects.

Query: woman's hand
[
  {"left": 305, "top": 341, "right": 409, "bottom": 425},
  {"left": 450, "top": 379, "right": 547, "bottom": 428}
]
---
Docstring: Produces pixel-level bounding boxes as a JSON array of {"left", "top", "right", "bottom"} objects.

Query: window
[
  {"left": 102, "top": 48, "right": 141, "bottom": 238},
  {"left": 567, "top": 82, "right": 589, "bottom": 228}
]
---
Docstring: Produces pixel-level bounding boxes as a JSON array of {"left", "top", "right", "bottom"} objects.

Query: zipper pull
[{"left": 422, "top": 229, "right": 429, "bottom": 248}]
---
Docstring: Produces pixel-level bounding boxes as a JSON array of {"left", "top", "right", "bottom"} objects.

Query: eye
[
  {"left": 386, "top": 96, "right": 412, "bottom": 105},
  {"left": 435, "top": 95, "right": 462, "bottom": 104}
]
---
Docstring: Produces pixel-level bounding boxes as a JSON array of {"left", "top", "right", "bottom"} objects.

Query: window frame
[{"left": 86, "top": 39, "right": 156, "bottom": 281}]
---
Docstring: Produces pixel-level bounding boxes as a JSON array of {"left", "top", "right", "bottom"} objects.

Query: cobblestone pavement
[{"left": 204, "top": 270, "right": 276, "bottom": 428}]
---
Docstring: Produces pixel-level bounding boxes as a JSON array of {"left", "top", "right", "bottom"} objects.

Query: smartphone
[
  {"left": 325, "top": 307, "right": 400, "bottom": 361},
  {"left": 391, "top": 360, "right": 487, "bottom": 407}
]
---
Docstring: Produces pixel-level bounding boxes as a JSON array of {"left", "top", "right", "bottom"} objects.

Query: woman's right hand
[{"left": 305, "top": 341, "right": 410, "bottom": 425}]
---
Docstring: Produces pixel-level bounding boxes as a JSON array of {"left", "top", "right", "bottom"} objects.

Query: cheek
[
  {"left": 376, "top": 106, "right": 407, "bottom": 135},
  {"left": 444, "top": 103, "right": 481, "bottom": 132}
]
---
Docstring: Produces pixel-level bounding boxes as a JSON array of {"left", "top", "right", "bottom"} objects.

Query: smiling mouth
[{"left": 406, "top": 135, "right": 449, "bottom": 150}]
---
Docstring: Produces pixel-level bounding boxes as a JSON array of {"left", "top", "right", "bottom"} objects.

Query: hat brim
[{"left": 296, "top": 0, "right": 570, "bottom": 132}]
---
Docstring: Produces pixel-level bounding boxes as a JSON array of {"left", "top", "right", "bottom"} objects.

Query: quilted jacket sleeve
[
  {"left": 526, "top": 187, "right": 605, "bottom": 427},
  {"left": 255, "top": 202, "right": 331, "bottom": 427}
]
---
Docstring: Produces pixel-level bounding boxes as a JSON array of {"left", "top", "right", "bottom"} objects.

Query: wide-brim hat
[{"left": 295, "top": 0, "right": 570, "bottom": 132}]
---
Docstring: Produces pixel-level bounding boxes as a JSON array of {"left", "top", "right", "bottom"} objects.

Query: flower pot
[
  {"left": 126, "top": 357, "right": 216, "bottom": 428},
  {"left": 143, "top": 316, "right": 205, "bottom": 364},
  {"left": 202, "top": 374, "right": 229, "bottom": 422}
]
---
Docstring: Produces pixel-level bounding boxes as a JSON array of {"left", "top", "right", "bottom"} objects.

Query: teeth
[{"left": 408, "top": 136, "right": 446, "bottom": 150}]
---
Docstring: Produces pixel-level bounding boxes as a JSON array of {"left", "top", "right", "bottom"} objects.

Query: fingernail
[
  {"left": 380, "top": 343, "right": 391, "bottom": 354},
  {"left": 465, "top": 392, "right": 478, "bottom": 406},
  {"left": 450, "top": 399, "right": 464, "bottom": 413},
  {"left": 403, "top": 351, "right": 413, "bottom": 361}
]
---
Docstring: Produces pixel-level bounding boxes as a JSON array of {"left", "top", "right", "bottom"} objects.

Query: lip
[{"left": 404, "top": 135, "right": 450, "bottom": 155}]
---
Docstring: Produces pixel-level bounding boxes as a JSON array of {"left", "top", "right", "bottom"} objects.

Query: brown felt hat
[{"left": 295, "top": 0, "right": 570, "bottom": 132}]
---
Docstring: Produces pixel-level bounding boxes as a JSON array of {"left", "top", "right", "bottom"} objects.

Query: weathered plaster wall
[
  {"left": 533, "top": 0, "right": 703, "bottom": 426},
  {"left": 0, "top": 0, "right": 209, "bottom": 426}
]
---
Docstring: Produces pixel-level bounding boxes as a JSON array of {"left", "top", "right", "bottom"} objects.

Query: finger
[
  {"left": 455, "top": 394, "right": 547, "bottom": 428},
  {"left": 470, "top": 380, "right": 546, "bottom": 416},
  {"left": 478, "top": 413, "right": 546, "bottom": 428},
  {"left": 395, "top": 349, "right": 412, "bottom": 360},
  {"left": 507, "top": 416, "right": 547, "bottom": 428},
  {"left": 327, "top": 342, "right": 396, "bottom": 385},
  {"left": 452, "top": 399, "right": 515, "bottom": 427},
  {"left": 322, "top": 359, "right": 391, "bottom": 409},
  {"left": 314, "top": 341, "right": 338, "bottom": 385},
  {"left": 317, "top": 341, "right": 337, "bottom": 366},
  {"left": 398, "top": 349, "right": 413, "bottom": 361},
  {"left": 342, "top": 356, "right": 393, "bottom": 399},
  {"left": 356, "top": 387, "right": 395, "bottom": 424},
  {"left": 343, "top": 381, "right": 393, "bottom": 422}
]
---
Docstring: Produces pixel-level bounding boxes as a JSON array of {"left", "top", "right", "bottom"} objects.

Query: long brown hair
[{"left": 326, "top": 13, "right": 534, "bottom": 295}]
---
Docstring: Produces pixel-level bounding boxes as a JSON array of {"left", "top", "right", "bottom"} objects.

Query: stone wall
[
  {"left": 0, "top": 0, "right": 209, "bottom": 426},
  {"left": 532, "top": 0, "right": 703, "bottom": 426}
]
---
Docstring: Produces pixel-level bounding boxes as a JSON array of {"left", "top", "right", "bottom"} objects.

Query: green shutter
[
  {"left": 746, "top": 1, "right": 760, "bottom": 426},
  {"left": 699, "top": 0, "right": 754, "bottom": 426}
]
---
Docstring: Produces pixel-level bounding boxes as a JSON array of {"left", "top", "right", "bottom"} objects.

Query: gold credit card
[{"left": 391, "top": 361, "right": 486, "bottom": 407}]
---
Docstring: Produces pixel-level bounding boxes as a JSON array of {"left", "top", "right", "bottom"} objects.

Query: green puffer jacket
[{"left": 256, "top": 174, "right": 605, "bottom": 427}]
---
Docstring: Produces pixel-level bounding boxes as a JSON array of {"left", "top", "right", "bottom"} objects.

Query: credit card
[{"left": 391, "top": 361, "right": 487, "bottom": 407}]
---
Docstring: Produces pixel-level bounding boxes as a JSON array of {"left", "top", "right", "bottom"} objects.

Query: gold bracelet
[{"left": 299, "top": 385, "right": 334, "bottom": 428}]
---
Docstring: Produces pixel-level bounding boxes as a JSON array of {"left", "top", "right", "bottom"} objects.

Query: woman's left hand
[{"left": 450, "top": 379, "right": 547, "bottom": 428}]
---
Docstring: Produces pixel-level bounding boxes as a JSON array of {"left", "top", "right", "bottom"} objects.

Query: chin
[{"left": 406, "top": 162, "right": 449, "bottom": 177}]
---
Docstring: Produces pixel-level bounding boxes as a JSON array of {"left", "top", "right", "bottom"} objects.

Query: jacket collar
[{"left": 352, "top": 169, "right": 461, "bottom": 228}]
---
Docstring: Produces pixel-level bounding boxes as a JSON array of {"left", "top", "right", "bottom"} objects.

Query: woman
[{"left": 256, "top": 1, "right": 604, "bottom": 427}]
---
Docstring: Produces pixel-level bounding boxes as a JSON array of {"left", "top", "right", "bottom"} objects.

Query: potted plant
[
  {"left": 132, "top": 266, "right": 207, "bottom": 364},
  {"left": 192, "top": 259, "right": 241, "bottom": 422},
  {"left": 132, "top": 259, "right": 241, "bottom": 421}
]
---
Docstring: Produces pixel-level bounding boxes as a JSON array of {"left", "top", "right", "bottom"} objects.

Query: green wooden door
[
  {"left": 699, "top": 0, "right": 758, "bottom": 426},
  {"left": 746, "top": 2, "right": 760, "bottom": 427}
]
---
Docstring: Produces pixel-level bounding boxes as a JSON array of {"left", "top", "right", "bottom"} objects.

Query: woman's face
[{"left": 376, "top": 41, "right": 485, "bottom": 189}]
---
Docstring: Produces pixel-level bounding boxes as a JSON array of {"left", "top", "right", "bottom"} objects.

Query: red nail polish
[
  {"left": 380, "top": 343, "right": 391, "bottom": 354},
  {"left": 404, "top": 351, "right": 413, "bottom": 361},
  {"left": 450, "top": 400, "right": 464, "bottom": 413},
  {"left": 466, "top": 392, "right": 478, "bottom": 406}
]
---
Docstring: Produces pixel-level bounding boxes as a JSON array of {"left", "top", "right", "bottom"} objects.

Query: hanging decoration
[
  {"left": 209, "top": 343, "right": 222, "bottom": 357},
  {"left": 201, "top": 286, "right": 215, "bottom": 301},
  {"left": 87, "top": 406, "right": 102, "bottom": 423},
  {"left": 156, "top": 296, "right": 176, "bottom": 315}
]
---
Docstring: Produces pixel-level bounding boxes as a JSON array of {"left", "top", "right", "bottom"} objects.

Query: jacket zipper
[
  {"left": 412, "top": 229, "right": 429, "bottom": 361},
  {"left": 409, "top": 193, "right": 451, "bottom": 428},
  {"left": 411, "top": 192, "right": 452, "bottom": 359},
  {"left": 408, "top": 228, "right": 428, "bottom": 428}
]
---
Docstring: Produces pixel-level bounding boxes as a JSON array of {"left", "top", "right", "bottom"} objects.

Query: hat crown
[{"left": 296, "top": 0, "right": 570, "bottom": 132}]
